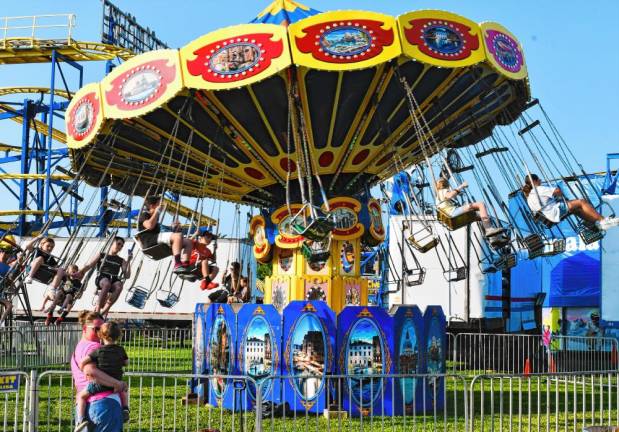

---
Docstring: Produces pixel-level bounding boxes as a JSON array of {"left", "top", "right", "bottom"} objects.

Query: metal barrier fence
[
  {"left": 259, "top": 374, "right": 468, "bottom": 432},
  {"left": 0, "top": 369, "right": 615, "bottom": 431},
  {"left": 469, "top": 371, "right": 619, "bottom": 432},
  {"left": 36, "top": 371, "right": 257, "bottom": 432},
  {"left": 451, "top": 333, "right": 619, "bottom": 375},
  {"left": 0, "top": 326, "right": 192, "bottom": 373}
]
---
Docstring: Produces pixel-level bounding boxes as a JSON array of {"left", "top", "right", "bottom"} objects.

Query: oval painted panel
[
  {"left": 73, "top": 101, "right": 95, "bottom": 135},
  {"left": 244, "top": 167, "right": 266, "bottom": 180},
  {"left": 243, "top": 315, "right": 274, "bottom": 400},
  {"left": 351, "top": 149, "right": 370, "bottom": 165},
  {"left": 422, "top": 25, "right": 464, "bottom": 55},
  {"left": 209, "top": 314, "right": 232, "bottom": 398},
  {"left": 318, "top": 151, "right": 334, "bottom": 167},
  {"left": 398, "top": 319, "right": 419, "bottom": 406},
  {"left": 279, "top": 157, "right": 297, "bottom": 172},
  {"left": 223, "top": 178, "right": 242, "bottom": 188},
  {"left": 121, "top": 69, "right": 162, "bottom": 104},
  {"left": 426, "top": 316, "right": 444, "bottom": 374},
  {"left": 290, "top": 313, "right": 326, "bottom": 401},
  {"left": 345, "top": 318, "right": 384, "bottom": 407},
  {"left": 320, "top": 27, "right": 372, "bottom": 57},
  {"left": 209, "top": 42, "right": 261, "bottom": 76}
]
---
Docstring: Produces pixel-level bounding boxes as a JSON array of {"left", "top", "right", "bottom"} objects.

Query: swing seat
[
  {"left": 177, "top": 265, "right": 200, "bottom": 282},
  {"left": 444, "top": 266, "right": 467, "bottom": 282},
  {"left": 436, "top": 209, "right": 479, "bottom": 231},
  {"left": 404, "top": 267, "right": 426, "bottom": 287},
  {"left": 532, "top": 212, "right": 557, "bottom": 229},
  {"left": 141, "top": 243, "right": 172, "bottom": 261},
  {"left": 407, "top": 235, "right": 438, "bottom": 253},
  {"left": 577, "top": 222, "right": 604, "bottom": 245},
  {"left": 126, "top": 286, "right": 149, "bottom": 309},
  {"left": 300, "top": 241, "right": 330, "bottom": 264},
  {"left": 495, "top": 253, "right": 517, "bottom": 271},
  {"left": 541, "top": 239, "right": 566, "bottom": 257},
  {"left": 488, "top": 232, "right": 510, "bottom": 250},
  {"left": 293, "top": 217, "right": 334, "bottom": 242},
  {"left": 523, "top": 234, "right": 544, "bottom": 257},
  {"left": 156, "top": 290, "right": 179, "bottom": 308},
  {"left": 31, "top": 264, "right": 57, "bottom": 285}
]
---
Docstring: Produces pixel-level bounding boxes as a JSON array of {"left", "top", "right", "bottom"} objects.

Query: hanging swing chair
[
  {"left": 577, "top": 220, "right": 605, "bottom": 245},
  {"left": 402, "top": 238, "right": 426, "bottom": 286},
  {"left": 28, "top": 261, "right": 60, "bottom": 285},
  {"left": 157, "top": 273, "right": 184, "bottom": 308},
  {"left": 291, "top": 204, "right": 334, "bottom": 242},
  {"left": 436, "top": 208, "right": 480, "bottom": 231},
  {"left": 301, "top": 236, "right": 331, "bottom": 264},
  {"left": 406, "top": 225, "right": 439, "bottom": 253},
  {"left": 126, "top": 286, "right": 150, "bottom": 309}
]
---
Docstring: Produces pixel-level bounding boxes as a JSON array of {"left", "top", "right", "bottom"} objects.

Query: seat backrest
[{"left": 141, "top": 243, "right": 172, "bottom": 261}]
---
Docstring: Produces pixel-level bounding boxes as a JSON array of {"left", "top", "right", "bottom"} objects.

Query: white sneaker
[
  {"left": 74, "top": 419, "right": 90, "bottom": 432},
  {"left": 596, "top": 217, "right": 619, "bottom": 231}
]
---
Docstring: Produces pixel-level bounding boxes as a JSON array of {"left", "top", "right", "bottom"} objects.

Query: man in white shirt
[{"left": 523, "top": 174, "right": 619, "bottom": 230}]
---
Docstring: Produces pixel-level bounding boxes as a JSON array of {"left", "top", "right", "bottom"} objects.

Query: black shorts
[
  {"left": 96, "top": 273, "right": 122, "bottom": 292},
  {"left": 62, "top": 288, "right": 79, "bottom": 297}
]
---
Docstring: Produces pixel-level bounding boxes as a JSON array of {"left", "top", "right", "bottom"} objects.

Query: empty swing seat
[
  {"left": 126, "top": 286, "right": 149, "bottom": 309},
  {"left": 444, "top": 266, "right": 467, "bottom": 282},
  {"left": 436, "top": 209, "right": 479, "bottom": 231},
  {"left": 293, "top": 217, "right": 334, "bottom": 242},
  {"left": 301, "top": 240, "right": 330, "bottom": 263},
  {"left": 541, "top": 239, "right": 566, "bottom": 256},
  {"left": 495, "top": 253, "right": 517, "bottom": 271},
  {"left": 404, "top": 267, "right": 426, "bottom": 286},
  {"left": 578, "top": 222, "right": 605, "bottom": 245},
  {"left": 523, "top": 234, "right": 545, "bottom": 258},
  {"left": 407, "top": 235, "right": 438, "bottom": 253},
  {"left": 156, "top": 290, "right": 179, "bottom": 308}
]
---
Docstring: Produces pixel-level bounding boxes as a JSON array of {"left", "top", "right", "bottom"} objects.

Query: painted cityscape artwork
[
  {"left": 243, "top": 315, "right": 274, "bottom": 399},
  {"left": 290, "top": 313, "right": 326, "bottom": 401},
  {"left": 398, "top": 319, "right": 419, "bottom": 407},
  {"left": 345, "top": 318, "right": 384, "bottom": 407},
  {"left": 209, "top": 313, "right": 231, "bottom": 398}
]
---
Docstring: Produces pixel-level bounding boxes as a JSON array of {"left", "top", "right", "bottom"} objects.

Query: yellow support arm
[
  {"left": 0, "top": 174, "right": 71, "bottom": 180},
  {"left": 161, "top": 197, "right": 217, "bottom": 226}
]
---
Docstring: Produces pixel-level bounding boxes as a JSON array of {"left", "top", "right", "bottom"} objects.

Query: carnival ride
[{"left": 0, "top": 0, "right": 613, "bottom": 417}]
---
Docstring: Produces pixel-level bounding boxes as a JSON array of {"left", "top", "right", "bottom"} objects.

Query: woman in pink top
[{"left": 71, "top": 311, "right": 126, "bottom": 431}]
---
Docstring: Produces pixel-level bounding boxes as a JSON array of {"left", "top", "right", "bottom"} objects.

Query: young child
[
  {"left": 191, "top": 228, "right": 219, "bottom": 291},
  {"left": 23, "top": 236, "right": 57, "bottom": 283},
  {"left": 44, "top": 264, "right": 83, "bottom": 326},
  {"left": 75, "top": 321, "right": 129, "bottom": 431},
  {"left": 227, "top": 276, "right": 250, "bottom": 304}
]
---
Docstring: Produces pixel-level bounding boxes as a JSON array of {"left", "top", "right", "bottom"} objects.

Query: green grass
[{"left": 30, "top": 373, "right": 618, "bottom": 431}]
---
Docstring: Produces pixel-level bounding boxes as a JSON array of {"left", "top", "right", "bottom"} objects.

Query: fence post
[
  {"left": 255, "top": 379, "right": 262, "bottom": 432},
  {"left": 28, "top": 369, "right": 37, "bottom": 432}
]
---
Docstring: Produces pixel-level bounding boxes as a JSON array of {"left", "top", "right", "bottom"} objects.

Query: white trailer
[
  {"left": 12, "top": 237, "right": 251, "bottom": 322},
  {"left": 386, "top": 215, "right": 504, "bottom": 328}
]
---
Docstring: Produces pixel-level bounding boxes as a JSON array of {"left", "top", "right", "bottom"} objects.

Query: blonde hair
[
  {"left": 41, "top": 237, "right": 55, "bottom": 247},
  {"left": 436, "top": 178, "right": 449, "bottom": 190},
  {"left": 67, "top": 264, "right": 79, "bottom": 273},
  {"left": 99, "top": 321, "right": 121, "bottom": 343},
  {"left": 77, "top": 310, "right": 103, "bottom": 326}
]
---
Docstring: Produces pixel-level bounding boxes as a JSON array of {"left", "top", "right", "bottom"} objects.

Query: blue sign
[
  {"left": 393, "top": 305, "right": 425, "bottom": 415},
  {"left": 423, "top": 306, "right": 446, "bottom": 412},
  {"left": 0, "top": 374, "right": 19, "bottom": 392},
  {"left": 205, "top": 304, "right": 237, "bottom": 409}
]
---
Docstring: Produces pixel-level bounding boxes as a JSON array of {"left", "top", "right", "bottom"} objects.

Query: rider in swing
[
  {"left": 190, "top": 227, "right": 219, "bottom": 291},
  {"left": 79, "top": 237, "right": 132, "bottom": 318},
  {"left": 135, "top": 196, "right": 194, "bottom": 273}
]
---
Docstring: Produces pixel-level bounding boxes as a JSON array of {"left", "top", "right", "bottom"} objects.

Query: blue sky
[{"left": 0, "top": 0, "right": 617, "bottom": 234}]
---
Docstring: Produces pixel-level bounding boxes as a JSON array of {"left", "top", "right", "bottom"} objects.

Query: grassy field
[
  {"left": 2, "top": 332, "right": 617, "bottom": 431},
  {"left": 29, "top": 372, "right": 618, "bottom": 431}
]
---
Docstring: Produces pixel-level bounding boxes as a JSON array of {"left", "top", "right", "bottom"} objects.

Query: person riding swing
[
  {"left": 435, "top": 176, "right": 505, "bottom": 238},
  {"left": 522, "top": 174, "right": 619, "bottom": 230},
  {"left": 80, "top": 237, "right": 132, "bottom": 318},
  {"left": 190, "top": 227, "right": 219, "bottom": 291},
  {"left": 135, "top": 196, "right": 194, "bottom": 273}
]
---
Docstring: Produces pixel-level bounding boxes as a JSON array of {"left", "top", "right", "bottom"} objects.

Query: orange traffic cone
[
  {"left": 523, "top": 358, "right": 531, "bottom": 377},
  {"left": 548, "top": 353, "right": 556, "bottom": 373},
  {"left": 611, "top": 344, "right": 618, "bottom": 367}
]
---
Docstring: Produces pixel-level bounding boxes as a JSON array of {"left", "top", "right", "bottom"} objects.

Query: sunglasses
[{"left": 86, "top": 325, "right": 101, "bottom": 331}]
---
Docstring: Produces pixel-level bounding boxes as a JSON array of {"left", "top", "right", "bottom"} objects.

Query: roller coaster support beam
[
  {"left": 18, "top": 100, "right": 31, "bottom": 236},
  {"left": 44, "top": 49, "right": 83, "bottom": 225}
]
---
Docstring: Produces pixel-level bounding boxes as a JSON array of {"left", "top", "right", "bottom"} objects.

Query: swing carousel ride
[{"left": 65, "top": 2, "right": 533, "bottom": 312}]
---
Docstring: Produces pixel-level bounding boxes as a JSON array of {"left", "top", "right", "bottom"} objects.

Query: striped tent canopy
[{"left": 251, "top": 0, "right": 321, "bottom": 26}]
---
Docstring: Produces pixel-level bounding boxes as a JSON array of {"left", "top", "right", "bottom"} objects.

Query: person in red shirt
[{"left": 191, "top": 228, "right": 219, "bottom": 291}]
